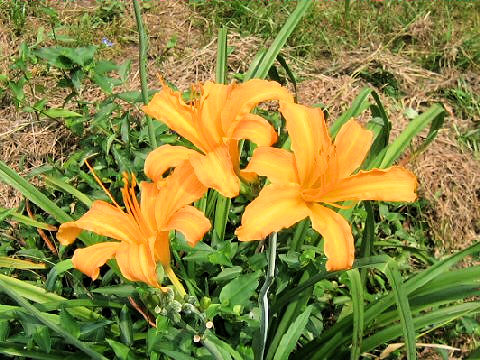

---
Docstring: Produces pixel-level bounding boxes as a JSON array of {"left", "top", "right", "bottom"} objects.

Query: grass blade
[
  {"left": 45, "top": 175, "right": 93, "bottom": 207},
  {"left": 0, "top": 274, "right": 95, "bottom": 320},
  {"left": 361, "top": 302, "right": 480, "bottom": 353},
  {"left": 348, "top": 269, "right": 364, "bottom": 360},
  {"left": 385, "top": 260, "right": 416, "bottom": 360},
  {"left": 298, "top": 242, "right": 480, "bottom": 357},
  {"left": 1, "top": 207, "right": 56, "bottom": 230},
  {"left": 0, "top": 277, "right": 108, "bottom": 360},
  {"left": 245, "top": 0, "right": 312, "bottom": 80},
  {"left": 0, "top": 257, "right": 45, "bottom": 269},
  {"left": 273, "top": 305, "right": 313, "bottom": 360},
  {"left": 216, "top": 27, "right": 228, "bottom": 84},
  {"left": 359, "top": 202, "right": 374, "bottom": 285},
  {"left": 0, "top": 160, "right": 71, "bottom": 223},
  {"left": 380, "top": 104, "right": 445, "bottom": 167},
  {"left": 330, "top": 87, "right": 372, "bottom": 137},
  {"left": 0, "top": 343, "right": 82, "bottom": 360},
  {"left": 213, "top": 194, "right": 230, "bottom": 246}
]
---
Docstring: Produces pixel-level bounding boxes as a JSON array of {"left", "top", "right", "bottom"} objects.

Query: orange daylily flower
[
  {"left": 142, "top": 79, "right": 294, "bottom": 198},
  {"left": 236, "top": 101, "right": 417, "bottom": 271},
  {"left": 57, "top": 162, "right": 210, "bottom": 291}
]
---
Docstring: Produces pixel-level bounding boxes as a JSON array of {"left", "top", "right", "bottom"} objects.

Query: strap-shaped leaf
[
  {"left": 0, "top": 277, "right": 108, "bottom": 360},
  {"left": 385, "top": 260, "right": 416, "bottom": 360},
  {"left": 380, "top": 104, "right": 445, "bottom": 167},
  {"left": 245, "top": 0, "right": 312, "bottom": 80},
  {"left": 348, "top": 269, "right": 364, "bottom": 360}
]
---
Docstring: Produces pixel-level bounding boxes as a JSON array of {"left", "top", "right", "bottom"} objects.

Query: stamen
[
  {"left": 84, "top": 159, "right": 122, "bottom": 210},
  {"left": 122, "top": 172, "right": 150, "bottom": 238}
]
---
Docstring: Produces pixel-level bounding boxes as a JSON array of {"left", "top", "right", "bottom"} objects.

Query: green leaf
[
  {"left": 361, "top": 303, "right": 480, "bottom": 353},
  {"left": 380, "top": 104, "right": 445, "bottom": 167},
  {"left": 213, "top": 194, "right": 231, "bottom": 246},
  {"left": 119, "top": 305, "right": 133, "bottom": 346},
  {"left": 219, "top": 272, "right": 260, "bottom": 308},
  {"left": 347, "top": 269, "right": 364, "bottom": 360},
  {"left": 330, "top": 88, "right": 372, "bottom": 137},
  {"left": 44, "top": 108, "right": 83, "bottom": 119},
  {"left": 0, "top": 277, "right": 108, "bottom": 360},
  {"left": 34, "top": 46, "right": 96, "bottom": 69},
  {"left": 245, "top": 0, "right": 312, "bottom": 80},
  {"left": 0, "top": 208, "right": 57, "bottom": 231},
  {"left": 0, "top": 343, "right": 79, "bottom": 360},
  {"left": 0, "top": 274, "right": 95, "bottom": 320},
  {"left": 274, "top": 255, "right": 390, "bottom": 311},
  {"left": 45, "top": 175, "right": 93, "bottom": 207},
  {"left": 359, "top": 202, "right": 374, "bottom": 285},
  {"left": 273, "top": 305, "right": 313, "bottom": 360},
  {"left": 46, "top": 259, "right": 73, "bottom": 291},
  {"left": 216, "top": 27, "right": 228, "bottom": 84},
  {"left": 0, "top": 256, "right": 46, "bottom": 269},
  {"left": 204, "top": 332, "right": 243, "bottom": 360},
  {"left": 0, "top": 160, "right": 72, "bottom": 223},
  {"left": 91, "top": 285, "right": 137, "bottom": 297},
  {"left": 385, "top": 260, "right": 416, "bottom": 360},
  {"left": 60, "top": 308, "right": 80, "bottom": 339},
  {"left": 33, "top": 325, "right": 52, "bottom": 353},
  {"left": 106, "top": 338, "right": 137, "bottom": 360}
]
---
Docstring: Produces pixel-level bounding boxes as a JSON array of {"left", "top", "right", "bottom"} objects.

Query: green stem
[
  {"left": 132, "top": 0, "right": 157, "bottom": 149},
  {"left": 256, "top": 232, "right": 277, "bottom": 360},
  {"left": 165, "top": 266, "right": 186, "bottom": 298}
]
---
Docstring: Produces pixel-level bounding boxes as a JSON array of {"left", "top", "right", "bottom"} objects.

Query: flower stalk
[
  {"left": 132, "top": 0, "right": 157, "bottom": 149},
  {"left": 256, "top": 232, "right": 277, "bottom": 360}
]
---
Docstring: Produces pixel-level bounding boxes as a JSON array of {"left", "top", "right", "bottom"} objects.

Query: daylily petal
[
  {"left": 56, "top": 200, "right": 140, "bottom": 246},
  {"left": 235, "top": 183, "right": 309, "bottom": 241},
  {"left": 227, "top": 139, "right": 258, "bottom": 183},
  {"left": 140, "top": 182, "right": 159, "bottom": 234},
  {"left": 189, "top": 146, "right": 240, "bottom": 198},
  {"left": 165, "top": 205, "right": 211, "bottom": 247},
  {"left": 315, "top": 167, "right": 418, "bottom": 204},
  {"left": 116, "top": 242, "right": 159, "bottom": 287},
  {"left": 56, "top": 223, "right": 82, "bottom": 245},
  {"left": 72, "top": 241, "right": 120, "bottom": 280},
  {"left": 153, "top": 231, "right": 170, "bottom": 267},
  {"left": 308, "top": 203, "right": 354, "bottom": 271},
  {"left": 230, "top": 113, "right": 277, "bottom": 147},
  {"left": 221, "top": 79, "right": 294, "bottom": 133},
  {"left": 142, "top": 82, "right": 205, "bottom": 151},
  {"left": 144, "top": 144, "right": 198, "bottom": 183},
  {"left": 198, "top": 81, "right": 230, "bottom": 147},
  {"left": 280, "top": 101, "right": 331, "bottom": 187},
  {"left": 244, "top": 147, "right": 299, "bottom": 184},
  {"left": 156, "top": 162, "right": 207, "bottom": 228},
  {"left": 334, "top": 119, "right": 374, "bottom": 178}
]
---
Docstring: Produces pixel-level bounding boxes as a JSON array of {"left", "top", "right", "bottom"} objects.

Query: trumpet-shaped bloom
[
  {"left": 57, "top": 163, "right": 210, "bottom": 288},
  {"left": 142, "top": 79, "right": 294, "bottom": 198},
  {"left": 236, "top": 102, "right": 417, "bottom": 271}
]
